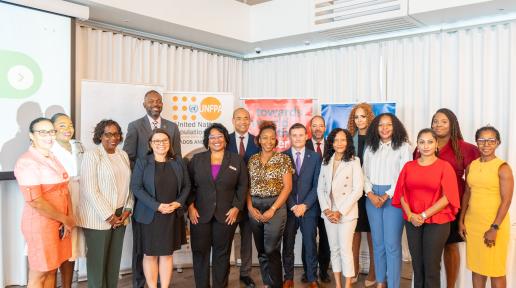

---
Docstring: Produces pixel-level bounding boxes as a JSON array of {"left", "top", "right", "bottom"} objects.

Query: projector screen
[{"left": 0, "top": 2, "right": 72, "bottom": 179}]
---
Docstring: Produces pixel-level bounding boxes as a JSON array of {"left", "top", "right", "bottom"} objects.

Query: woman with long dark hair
[
  {"left": 362, "top": 113, "right": 412, "bottom": 288},
  {"left": 318, "top": 128, "right": 363, "bottom": 288},
  {"left": 416, "top": 108, "right": 479, "bottom": 288}
]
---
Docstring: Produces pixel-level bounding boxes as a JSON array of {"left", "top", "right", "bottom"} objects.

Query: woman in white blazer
[
  {"left": 78, "top": 119, "right": 134, "bottom": 288},
  {"left": 317, "top": 128, "right": 364, "bottom": 288}
]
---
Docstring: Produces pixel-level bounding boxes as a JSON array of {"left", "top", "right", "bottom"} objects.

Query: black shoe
[
  {"left": 301, "top": 273, "right": 308, "bottom": 283},
  {"left": 320, "top": 273, "right": 331, "bottom": 283},
  {"left": 240, "top": 276, "right": 256, "bottom": 288}
]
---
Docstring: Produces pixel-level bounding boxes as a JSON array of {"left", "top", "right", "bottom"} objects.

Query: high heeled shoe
[{"left": 364, "top": 279, "right": 376, "bottom": 287}]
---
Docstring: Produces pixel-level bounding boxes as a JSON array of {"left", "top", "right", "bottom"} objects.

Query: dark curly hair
[
  {"left": 365, "top": 113, "right": 409, "bottom": 153},
  {"left": 417, "top": 128, "right": 439, "bottom": 156},
  {"left": 323, "top": 128, "right": 355, "bottom": 165},
  {"left": 203, "top": 123, "right": 230, "bottom": 149},
  {"left": 346, "top": 103, "right": 375, "bottom": 136},
  {"left": 475, "top": 126, "right": 501, "bottom": 143},
  {"left": 431, "top": 108, "right": 464, "bottom": 163},
  {"left": 255, "top": 120, "right": 278, "bottom": 148},
  {"left": 92, "top": 119, "right": 123, "bottom": 145},
  {"left": 147, "top": 128, "right": 177, "bottom": 159}
]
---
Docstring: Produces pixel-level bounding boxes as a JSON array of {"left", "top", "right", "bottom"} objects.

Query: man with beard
[{"left": 124, "top": 90, "right": 182, "bottom": 288}]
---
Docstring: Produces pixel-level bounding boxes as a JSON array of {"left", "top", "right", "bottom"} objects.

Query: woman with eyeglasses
[
  {"left": 50, "top": 113, "right": 85, "bottom": 288},
  {"left": 187, "top": 123, "right": 248, "bottom": 288},
  {"left": 415, "top": 108, "right": 479, "bottom": 288},
  {"left": 14, "top": 117, "right": 75, "bottom": 287},
  {"left": 130, "top": 128, "right": 190, "bottom": 288},
  {"left": 78, "top": 119, "right": 134, "bottom": 288},
  {"left": 458, "top": 126, "right": 513, "bottom": 288}
]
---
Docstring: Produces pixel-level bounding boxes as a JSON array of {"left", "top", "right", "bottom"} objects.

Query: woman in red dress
[
  {"left": 414, "top": 108, "right": 479, "bottom": 288},
  {"left": 14, "top": 117, "right": 75, "bottom": 287}
]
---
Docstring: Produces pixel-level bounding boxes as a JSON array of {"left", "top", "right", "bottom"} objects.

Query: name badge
[{"left": 229, "top": 165, "right": 237, "bottom": 171}]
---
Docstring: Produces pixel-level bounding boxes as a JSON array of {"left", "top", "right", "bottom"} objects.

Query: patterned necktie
[
  {"left": 152, "top": 121, "right": 158, "bottom": 130},
  {"left": 295, "top": 151, "right": 301, "bottom": 175},
  {"left": 316, "top": 142, "right": 322, "bottom": 157},
  {"left": 239, "top": 136, "right": 245, "bottom": 157}
]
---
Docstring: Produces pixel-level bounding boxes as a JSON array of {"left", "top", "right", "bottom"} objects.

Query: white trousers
[{"left": 323, "top": 218, "right": 357, "bottom": 277}]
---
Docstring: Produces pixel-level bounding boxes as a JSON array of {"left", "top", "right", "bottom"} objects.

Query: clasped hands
[
  {"left": 408, "top": 213, "right": 425, "bottom": 227},
  {"left": 367, "top": 192, "right": 389, "bottom": 208},
  {"left": 158, "top": 202, "right": 181, "bottom": 214},
  {"left": 323, "top": 209, "right": 342, "bottom": 224},
  {"left": 291, "top": 204, "right": 307, "bottom": 217},
  {"left": 249, "top": 205, "right": 275, "bottom": 223},
  {"left": 188, "top": 204, "right": 240, "bottom": 225},
  {"left": 106, "top": 210, "right": 132, "bottom": 229}
]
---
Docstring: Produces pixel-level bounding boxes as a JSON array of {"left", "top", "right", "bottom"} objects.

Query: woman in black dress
[
  {"left": 347, "top": 103, "right": 376, "bottom": 287},
  {"left": 130, "top": 128, "right": 190, "bottom": 288}
]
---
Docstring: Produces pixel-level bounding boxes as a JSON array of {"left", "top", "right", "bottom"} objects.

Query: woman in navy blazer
[
  {"left": 130, "top": 128, "right": 190, "bottom": 288},
  {"left": 188, "top": 123, "right": 249, "bottom": 288}
]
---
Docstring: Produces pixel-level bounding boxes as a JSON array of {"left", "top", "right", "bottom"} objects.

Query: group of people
[{"left": 14, "top": 89, "right": 513, "bottom": 288}]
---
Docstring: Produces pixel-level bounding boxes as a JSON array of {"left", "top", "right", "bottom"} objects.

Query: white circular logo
[{"left": 7, "top": 65, "right": 34, "bottom": 90}]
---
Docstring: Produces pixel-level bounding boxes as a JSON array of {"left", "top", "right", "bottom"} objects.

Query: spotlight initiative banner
[
  {"left": 321, "top": 102, "right": 396, "bottom": 136},
  {"left": 244, "top": 99, "right": 313, "bottom": 151},
  {"left": 162, "top": 92, "right": 234, "bottom": 158}
]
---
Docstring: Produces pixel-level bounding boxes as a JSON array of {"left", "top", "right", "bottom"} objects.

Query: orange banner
[{"left": 244, "top": 99, "right": 313, "bottom": 151}]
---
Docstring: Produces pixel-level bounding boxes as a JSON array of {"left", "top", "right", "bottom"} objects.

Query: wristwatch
[
  {"left": 490, "top": 224, "right": 499, "bottom": 230},
  {"left": 421, "top": 211, "right": 428, "bottom": 220}
]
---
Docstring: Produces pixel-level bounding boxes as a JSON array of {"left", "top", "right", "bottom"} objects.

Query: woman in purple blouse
[{"left": 188, "top": 123, "right": 249, "bottom": 288}]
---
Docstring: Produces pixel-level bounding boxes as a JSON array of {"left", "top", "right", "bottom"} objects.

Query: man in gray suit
[{"left": 123, "top": 90, "right": 182, "bottom": 288}]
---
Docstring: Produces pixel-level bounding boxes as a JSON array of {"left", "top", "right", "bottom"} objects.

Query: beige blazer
[
  {"left": 317, "top": 156, "right": 363, "bottom": 223},
  {"left": 78, "top": 146, "right": 134, "bottom": 230}
]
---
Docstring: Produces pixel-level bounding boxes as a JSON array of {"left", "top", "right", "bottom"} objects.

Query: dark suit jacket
[
  {"left": 228, "top": 132, "right": 260, "bottom": 164},
  {"left": 130, "top": 154, "right": 191, "bottom": 224},
  {"left": 188, "top": 151, "right": 249, "bottom": 224},
  {"left": 305, "top": 138, "right": 328, "bottom": 156},
  {"left": 284, "top": 148, "right": 322, "bottom": 217},
  {"left": 123, "top": 115, "right": 182, "bottom": 168}
]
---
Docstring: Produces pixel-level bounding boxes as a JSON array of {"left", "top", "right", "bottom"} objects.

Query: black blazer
[
  {"left": 130, "top": 154, "right": 191, "bottom": 224},
  {"left": 228, "top": 132, "right": 260, "bottom": 164},
  {"left": 188, "top": 151, "right": 249, "bottom": 224},
  {"left": 123, "top": 115, "right": 182, "bottom": 168}
]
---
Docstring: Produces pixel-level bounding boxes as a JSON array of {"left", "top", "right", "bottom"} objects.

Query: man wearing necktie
[
  {"left": 123, "top": 90, "right": 182, "bottom": 288},
  {"left": 282, "top": 123, "right": 322, "bottom": 288},
  {"left": 303, "top": 115, "right": 332, "bottom": 283},
  {"left": 227, "top": 108, "right": 260, "bottom": 288}
]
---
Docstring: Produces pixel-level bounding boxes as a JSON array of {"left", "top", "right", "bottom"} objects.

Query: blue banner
[{"left": 321, "top": 102, "right": 396, "bottom": 136}]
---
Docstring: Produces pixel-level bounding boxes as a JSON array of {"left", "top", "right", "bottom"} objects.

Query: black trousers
[
  {"left": 302, "top": 215, "right": 331, "bottom": 276},
  {"left": 249, "top": 197, "right": 287, "bottom": 288},
  {"left": 131, "top": 220, "right": 146, "bottom": 288},
  {"left": 190, "top": 217, "right": 238, "bottom": 288},
  {"left": 238, "top": 212, "right": 253, "bottom": 277},
  {"left": 405, "top": 221, "right": 450, "bottom": 288}
]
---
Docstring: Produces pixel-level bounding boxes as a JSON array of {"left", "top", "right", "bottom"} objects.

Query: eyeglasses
[
  {"left": 208, "top": 135, "right": 225, "bottom": 140},
  {"left": 34, "top": 129, "right": 57, "bottom": 136},
  {"left": 151, "top": 139, "right": 169, "bottom": 145},
  {"left": 103, "top": 132, "right": 121, "bottom": 138},
  {"left": 477, "top": 138, "right": 498, "bottom": 146}
]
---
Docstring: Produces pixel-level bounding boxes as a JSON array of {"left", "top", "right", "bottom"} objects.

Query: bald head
[{"left": 232, "top": 107, "right": 251, "bottom": 135}]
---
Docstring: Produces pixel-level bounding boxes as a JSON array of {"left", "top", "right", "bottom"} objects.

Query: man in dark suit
[
  {"left": 282, "top": 123, "right": 322, "bottom": 288},
  {"left": 227, "top": 107, "right": 260, "bottom": 288},
  {"left": 301, "top": 115, "right": 331, "bottom": 283},
  {"left": 123, "top": 90, "right": 182, "bottom": 288}
]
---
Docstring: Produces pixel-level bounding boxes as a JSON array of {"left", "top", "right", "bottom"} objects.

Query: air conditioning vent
[{"left": 319, "top": 17, "right": 420, "bottom": 40}]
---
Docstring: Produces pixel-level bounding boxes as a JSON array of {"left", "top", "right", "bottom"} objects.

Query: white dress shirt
[
  {"left": 311, "top": 138, "right": 325, "bottom": 153},
  {"left": 236, "top": 132, "right": 249, "bottom": 155},
  {"left": 362, "top": 141, "right": 412, "bottom": 197},
  {"left": 147, "top": 115, "right": 162, "bottom": 129}
]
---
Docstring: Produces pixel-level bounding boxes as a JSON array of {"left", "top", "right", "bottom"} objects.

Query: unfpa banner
[
  {"left": 162, "top": 92, "right": 234, "bottom": 158},
  {"left": 244, "top": 99, "right": 313, "bottom": 151},
  {"left": 321, "top": 102, "right": 396, "bottom": 136}
]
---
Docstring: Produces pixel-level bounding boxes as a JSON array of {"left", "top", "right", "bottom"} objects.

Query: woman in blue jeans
[{"left": 362, "top": 113, "right": 412, "bottom": 288}]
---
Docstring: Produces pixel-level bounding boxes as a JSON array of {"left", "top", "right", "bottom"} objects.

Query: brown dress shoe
[
  {"left": 283, "top": 279, "right": 294, "bottom": 288},
  {"left": 308, "top": 281, "right": 319, "bottom": 288}
]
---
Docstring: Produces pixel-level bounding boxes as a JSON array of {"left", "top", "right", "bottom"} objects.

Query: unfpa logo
[{"left": 199, "top": 97, "right": 222, "bottom": 121}]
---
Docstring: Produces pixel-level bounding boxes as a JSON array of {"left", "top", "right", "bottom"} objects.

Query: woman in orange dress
[{"left": 14, "top": 117, "right": 75, "bottom": 287}]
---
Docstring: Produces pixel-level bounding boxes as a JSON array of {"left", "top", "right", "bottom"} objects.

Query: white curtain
[{"left": 244, "top": 21, "right": 516, "bottom": 287}]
